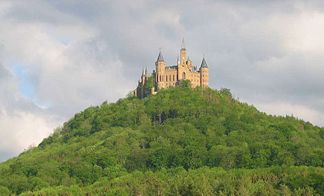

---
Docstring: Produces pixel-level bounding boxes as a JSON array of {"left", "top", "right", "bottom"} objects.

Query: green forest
[{"left": 0, "top": 86, "right": 323, "bottom": 195}]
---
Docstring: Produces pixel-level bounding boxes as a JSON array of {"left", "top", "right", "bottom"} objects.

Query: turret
[
  {"left": 141, "top": 68, "right": 146, "bottom": 83},
  {"left": 144, "top": 67, "right": 149, "bottom": 78},
  {"left": 178, "top": 39, "right": 187, "bottom": 80},
  {"left": 155, "top": 50, "right": 166, "bottom": 89},
  {"left": 200, "top": 57, "right": 209, "bottom": 87}
]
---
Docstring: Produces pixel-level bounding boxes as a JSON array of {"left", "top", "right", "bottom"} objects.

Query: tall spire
[
  {"left": 157, "top": 49, "right": 164, "bottom": 62},
  {"left": 145, "top": 67, "right": 148, "bottom": 76},
  {"left": 181, "top": 38, "right": 185, "bottom": 49}
]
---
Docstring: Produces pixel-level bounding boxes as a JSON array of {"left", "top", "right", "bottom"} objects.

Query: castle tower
[
  {"left": 178, "top": 39, "right": 187, "bottom": 80},
  {"left": 180, "top": 39, "right": 187, "bottom": 65},
  {"left": 155, "top": 50, "right": 166, "bottom": 89},
  {"left": 200, "top": 57, "right": 209, "bottom": 87}
]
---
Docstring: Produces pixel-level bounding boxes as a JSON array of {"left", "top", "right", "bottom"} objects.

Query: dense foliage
[{"left": 0, "top": 86, "right": 323, "bottom": 195}]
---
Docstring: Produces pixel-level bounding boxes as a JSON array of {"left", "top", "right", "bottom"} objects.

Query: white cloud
[
  {"left": 0, "top": 1, "right": 11, "bottom": 16},
  {"left": 0, "top": 62, "right": 59, "bottom": 162},
  {"left": 0, "top": 1, "right": 133, "bottom": 161},
  {"left": 255, "top": 101, "right": 324, "bottom": 126},
  {"left": 268, "top": 11, "right": 324, "bottom": 54},
  {"left": 0, "top": 109, "right": 58, "bottom": 162}
]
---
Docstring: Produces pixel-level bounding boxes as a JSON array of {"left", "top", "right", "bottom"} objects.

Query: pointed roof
[
  {"left": 157, "top": 51, "right": 164, "bottom": 62},
  {"left": 200, "top": 58, "right": 208, "bottom": 68},
  {"left": 181, "top": 38, "right": 185, "bottom": 49}
]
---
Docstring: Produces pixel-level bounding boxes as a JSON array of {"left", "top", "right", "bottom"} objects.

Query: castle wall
[
  {"left": 189, "top": 72, "right": 201, "bottom": 88},
  {"left": 156, "top": 66, "right": 206, "bottom": 89}
]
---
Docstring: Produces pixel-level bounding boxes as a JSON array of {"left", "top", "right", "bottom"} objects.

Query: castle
[{"left": 134, "top": 40, "right": 209, "bottom": 98}]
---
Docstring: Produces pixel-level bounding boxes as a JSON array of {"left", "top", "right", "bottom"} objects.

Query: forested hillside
[{"left": 0, "top": 86, "right": 323, "bottom": 195}]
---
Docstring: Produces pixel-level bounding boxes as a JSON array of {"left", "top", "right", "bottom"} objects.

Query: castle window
[
  {"left": 169, "top": 75, "right": 171, "bottom": 81},
  {"left": 166, "top": 76, "right": 168, "bottom": 82},
  {"left": 183, "top": 72, "right": 186, "bottom": 79},
  {"left": 173, "top": 75, "right": 175, "bottom": 81},
  {"left": 160, "top": 75, "right": 162, "bottom": 82}
]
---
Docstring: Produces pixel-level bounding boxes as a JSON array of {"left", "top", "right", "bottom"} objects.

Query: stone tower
[
  {"left": 200, "top": 58, "right": 209, "bottom": 87},
  {"left": 178, "top": 39, "right": 187, "bottom": 81},
  {"left": 155, "top": 51, "right": 166, "bottom": 89}
]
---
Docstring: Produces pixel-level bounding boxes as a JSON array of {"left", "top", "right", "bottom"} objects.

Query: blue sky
[
  {"left": 14, "top": 63, "right": 35, "bottom": 98},
  {"left": 0, "top": 0, "right": 324, "bottom": 162}
]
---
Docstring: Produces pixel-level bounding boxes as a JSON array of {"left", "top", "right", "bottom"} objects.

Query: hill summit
[{"left": 0, "top": 86, "right": 323, "bottom": 195}]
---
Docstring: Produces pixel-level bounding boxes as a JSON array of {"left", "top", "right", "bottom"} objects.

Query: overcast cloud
[{"left": 0, "top": 0, "right": 323, "bottom": 162}]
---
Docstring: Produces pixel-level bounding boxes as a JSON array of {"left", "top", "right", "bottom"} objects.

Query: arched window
[{"left": 182, "top": 72, "right": 186, "bottom": 79}]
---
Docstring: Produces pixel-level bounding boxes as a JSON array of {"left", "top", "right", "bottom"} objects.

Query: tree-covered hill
[{"left": 0, "top": 86, "right": 323, "bottom": 195}]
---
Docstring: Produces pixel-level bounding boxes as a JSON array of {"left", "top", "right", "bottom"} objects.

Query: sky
[{"left": 0, "top": 0, "right": 324, "bottom": 162}]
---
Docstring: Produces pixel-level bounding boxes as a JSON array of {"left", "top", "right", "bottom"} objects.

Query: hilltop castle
[{"left": 134, "top": 40, "right": 209, "bottom": 98}]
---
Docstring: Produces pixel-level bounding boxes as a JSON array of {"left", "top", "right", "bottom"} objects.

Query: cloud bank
[{"left": 0, "top": 0, "right": 323, "bottom": 162}]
